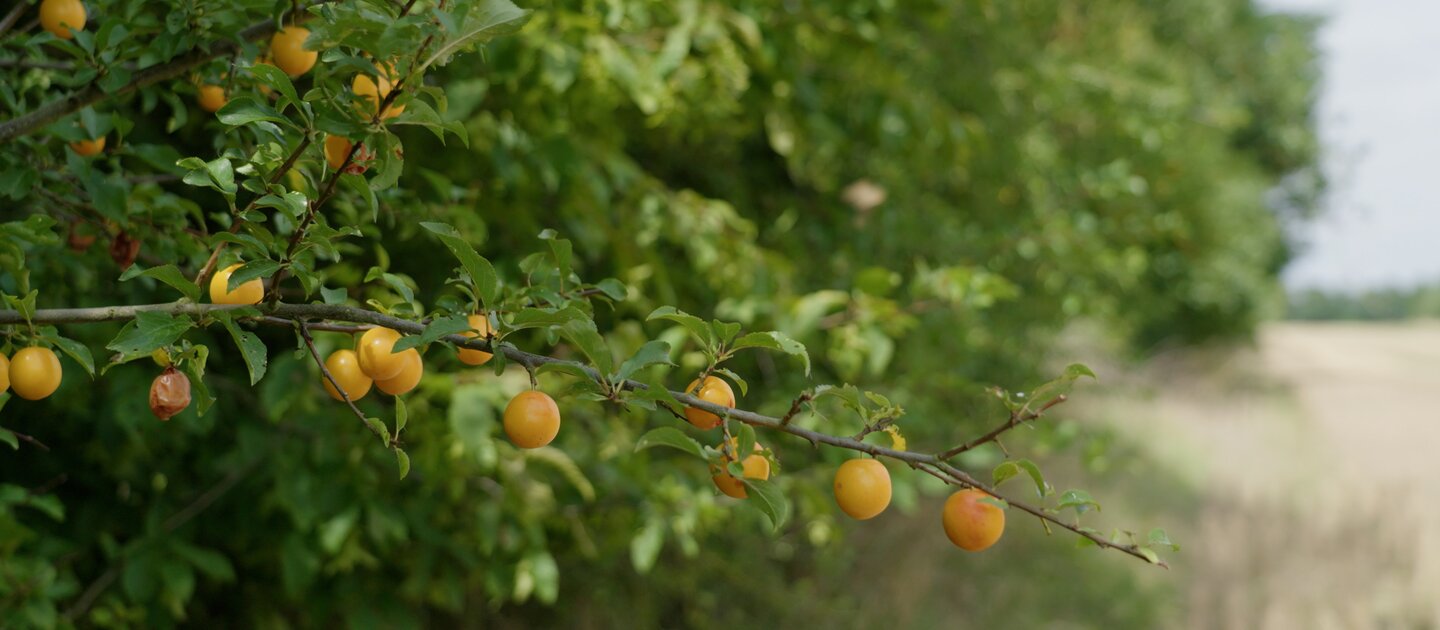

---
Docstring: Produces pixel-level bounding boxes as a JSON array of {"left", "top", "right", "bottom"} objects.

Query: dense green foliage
[
  {"left": 1, "top": 0, "right": 1318, "bottom": 626},
  {"left": 1288, "top": 284, "right": 1440, "bottom": 320}
]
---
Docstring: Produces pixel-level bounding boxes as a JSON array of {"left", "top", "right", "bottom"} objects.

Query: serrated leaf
[
  {"left": 710, "top": 320, "right": 741, "bottom": 346},
  {"left": 734, "top": 424, "right": 756, "bottom": 461},
  {"left": 615, "top": 340, "right": 673, "bottom": 381},
  {"left": 395, "top": 397, "right": 408, "bottom": 434},
  {"left": 180, "top": 346, "right": 214, "bottom": 416},
  {"left": 744, "top": 479, "right": 789, "bottom": 531},
  {"left": 418, "top": 0, "right": 532, "bottom": 73},
  {"left": 119, "top": 264, "right": 201, "bottom": 302},
  {"left": 249, "top": 63, "right": 299, "bottom": 110},
  {"left": 106, "top": 312, "right": 194, "bottom": 362},
  {"left": 508, "top": 306, "right": 587, "bottom": 331},
  {"left": 419, "top": 222, "right": 499, "bottom": 307},
  {"left": 1014, "top": 459, "right": 1049, "bottom": 498},
  {"left": 634, "top": 427, "right": 705, "bottom": 459}
]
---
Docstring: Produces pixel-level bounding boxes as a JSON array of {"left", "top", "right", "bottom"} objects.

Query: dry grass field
[{"left": 1083, "top": 321, "right": 1440, "bottom": 629}]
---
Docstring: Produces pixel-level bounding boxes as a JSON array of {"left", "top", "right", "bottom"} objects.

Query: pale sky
[{"left": 1261, "top": 0, "right": 1440, "bottom": 290}]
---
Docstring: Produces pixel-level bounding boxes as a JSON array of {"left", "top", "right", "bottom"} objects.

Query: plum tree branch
[
  {"left": 938, "top": 395, "right": 1068, "bottom": 460},
  {"left": 0, "top": 302, "right": 1161, "bottom": 567},
  {"left": 0, "top": 15, "right": 295, "bottom": 144}
]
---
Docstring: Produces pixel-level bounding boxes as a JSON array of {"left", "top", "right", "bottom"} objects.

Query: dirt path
[{"left": 1086, "top": 321, "right": 1440, "bottom": 629}]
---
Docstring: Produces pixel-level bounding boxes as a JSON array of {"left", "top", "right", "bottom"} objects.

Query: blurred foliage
[
  {"left": 1287, "top": 283, "right": 1440, "bottom": 321},
  {"left": 0, "top": 0, "right": 1318, "bottom": 626}
]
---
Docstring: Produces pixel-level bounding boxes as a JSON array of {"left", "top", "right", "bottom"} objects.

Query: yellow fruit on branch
[
  {"left": 683, "top": 375, "right": 735, "bottom": 429},
  {"left": 942, "top": 489, "right": 1006, "bottom": 551},
  {"left": 503, "top": 390, "right": 561, "bottom": 449},
  {"left": 457, "top": 313, "right": 494, "bottom": 366},
  {"left": 9, "top": 347, "right": 63, "bottom": 401},
  {"left": 39, "top": 0, "right": 85, "bottom": 39},
  {"left": 70, "top": 136, "right": 105, "bottom": 156},
  {"left": 269, "top": 27, "right": 317, "bottom": 78},
  {"left": 208, "top": 263, "right": 263, "bottom": 305},
  {"left": 833, "top": 458, "right": 892, "bottom": 520},
  {"left": 322, "top": 349, "right": 373, "bottom": 402},
  {"left": 374, "top": 348, "right": 423, "bottom": 396},
  {"left": 0, "top": 353, "right": 10, "bottom": 395},
  {"left": 712, "top": 440, "right": 770, "bottom": 499},
  {"left": 197, "top": 84, "right": 228, "bottom": 113},
  {"left": 356, "top": 327, "right": 407, "bottom": 381},
  {"left": 352, "top": 64, "right": 406, "bottom": 120}
]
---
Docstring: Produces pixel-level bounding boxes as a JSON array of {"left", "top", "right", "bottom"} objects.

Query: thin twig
[
  {"left": 0, "top": 3, "right": 28, "bottom": 39},
  {"left": 8, "top": 429, "right": 52, "bottom": 451},
  {"left": 295, "top": 320, "right": 386, "bottom": 442},
  {"left": 938, "top": 395, "right": 1067, "bottom": 460},
  {"left": 0, "top": 302, "right": 1158, "bottom": 567}
]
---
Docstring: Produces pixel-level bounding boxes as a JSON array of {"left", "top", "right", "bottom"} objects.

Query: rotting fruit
[
  {"left": 9, "top": 347, "right": 62, "bottom": 401},
  {"left": 684, "top": 375, "right": 735, "bottom": 430},
  {"left": 942, "top": 489, "right": 1006, "bottom": 551},
  {"left": 503, "top": 390, "right": 561, "bottom": 449},
  {"left": 833, "top": 458, "right": 892, "bottom": 520},
  {"left": 209, "top": 263, "right": 263, "bottom": 305},
  {"left": 712, "top": 441, "right": 770, "bottom": 499},
  {"left": 356, "top": 327, "right": 407, "bottom": 381},
  {"left": 39, "top": 0, "right": 85, "bottom": 39},
  {"left": 149, "top": 367, "right": 192, "bottom": 420},
  {"left": 457, "top": 313, "right": 494, "bottom": 366},
  {"left": 374, "top": 348, "right": 422, "bottom": 396},
  {"left": 269, "top": 27, "right": 316, "bottom": 77},
  {"left": 322, "top": 349, "right": 373, "bottom": 402}
]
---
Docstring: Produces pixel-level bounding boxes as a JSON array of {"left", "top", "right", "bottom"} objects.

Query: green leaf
[
  {"left": 992, "top": 461, "right": 1020, "bottom": 487},
  {"left": 615, "top": 340, "right": 673, "bottom": 381},
  {"left": 42, "top": 329, "right": 95, "bottom": 378},
  {"left": 730, "top": 331, "right": 811, "bottom": 376},
  {"left": 393, "top": 314, "right": 468, "bottom": 352},
  {"left": 216, "top": 314, "right": 268, "bottom": 385},
  {"left": 419, "top": 222, "right": 500, "bottom": 307},
  {"left": 538, "top": 230, "right": 574, "bottom": 283},
  {"left": 712, "top": 368, "right": 748, "bottom": 397},
  {"left": 1014, "top": 459, "right": 1050, "bottom": 498},
  {"left": 646, "top": 306, "right": 712, "bottom": 350},
  {"left": 744, "top": 479, "right": 789, "bottom": 531},
  {"left": 629, "top": 515, "right": 665, "bottom": 574},
  {"left": 395, "top": 448, "right": 411, "bottom": 480},
  {"left": 119, "top": 264, "right": 201, "bottom": 302},
  {"left": 1138, "top": 547, "right": 1162, "bottom": 565},
  {"left": 1057, "top": 489, "right": 1100, "bottom": 514},
  {"left": 634, "top": 427, "right": 705, "bottom": 459},
  {"left": 710, "top": 320, "right": 741, "bottom": 346},
  {"left": 0, "top": 427, "right": 17, "bottom": 450},
  {"left": 249, "top": 63, "right": 300, "bottom": 111},
  {"left": 180, "top": 345, "right": 214, "bottom": 416},
  {"left": 255, "top": 191, "right": 308, "bottom": 220},
  {"left": 1148, "top": 528, "right": 1179, "bottom": 551},
  {"left": 508, "top": 306, "right": 587, "bottom": 331},
  {"left": 365, "top": 417, "right": 391, "bottom": 444},
  {"left": 173, "top": 544, "right": 236, "bottom": 582},
  {"left": 395, "top": 397, "right": 408, "bottom": 434},
  {"left": 228, "top": 259, "right": 281, "bottom": 293},
  {"left": 1065, "top": 363, "right": 1098, "bottom": 380},
  {"left": 418, "top": 0, "right": 533, "bottom": 73},
  {"left": 977, "top": 496, "right": 1009, "bottom": 510},
  {"left": 734, "top": 424, "right": 756, "bottom": 461},
  {"left": 320, "top": 287, "right": 346, "bottom": 305},
  {"left": 595, "top": 278, "right": 626, "bottom": 301},
  {"left": 216, "top": 96, "right": 290, "bottom": 127},
  {"left": 106, "top": 312, "right": 194, "bottom": 363},
  {"left": 559, "top": 318, "right": 612, "bottom": 375}
]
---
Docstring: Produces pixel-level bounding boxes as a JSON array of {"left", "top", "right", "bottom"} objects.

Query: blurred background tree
[{"left": 0, "top": 0, "right": 1320, "bottom": 627}]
